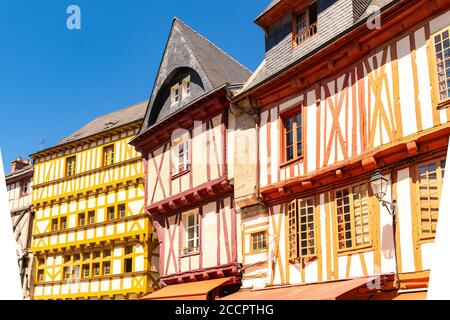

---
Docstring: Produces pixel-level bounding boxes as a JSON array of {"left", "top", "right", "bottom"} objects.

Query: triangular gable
[{"left": 140, "top": 18, "right": 251, "bottom": 132}]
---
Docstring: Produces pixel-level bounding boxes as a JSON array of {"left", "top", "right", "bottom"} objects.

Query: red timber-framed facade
[
  {"left": 228, "top": 0, "right": 450, "bottom": 300},
  {"left": 131, "top": 18, "right": 252, "bottom": 300}
]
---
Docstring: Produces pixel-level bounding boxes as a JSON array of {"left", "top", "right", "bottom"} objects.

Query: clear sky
[{"left": 0, "top": 0, "right": 266, "bottom": 172}]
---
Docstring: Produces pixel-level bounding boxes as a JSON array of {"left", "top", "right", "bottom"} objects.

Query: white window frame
[
  {"left": 183, "top": 211, "right": 199, "bottom": 255},
  {"left": 172, "top": 139, "right": 190, "bottom": 176},
  {"left": 171, "top": 83, "right": 181, "bottom": 107},
  {"left": 182, "top": 75, "right": 191, "bottom": 98}
]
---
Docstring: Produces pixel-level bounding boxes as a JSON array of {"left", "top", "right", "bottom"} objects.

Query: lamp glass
[{"left": 370, "top": 170, "right": 388, "bottom": 200}]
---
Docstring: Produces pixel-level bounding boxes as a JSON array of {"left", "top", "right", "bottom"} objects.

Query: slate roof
[
  {"left": 240, "top": 0, "right": 397, "bottom": 97},
  {"left": 175, "top": 19, "right": 252, "bottom": 87},
  {"left": 139, "top": 18, "right": 252, "bottom": 134},
  {"left": 57, "top": 101, "right": 148, "bottom": 146}
]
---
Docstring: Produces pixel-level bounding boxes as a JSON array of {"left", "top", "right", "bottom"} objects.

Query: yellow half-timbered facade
[{"left": 30, "top": 102, "right": 159, "bottom": 300}]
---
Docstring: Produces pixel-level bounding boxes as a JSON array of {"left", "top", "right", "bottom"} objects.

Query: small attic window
[
  {"left": 182, "top": 76, "right": 191, "bottom": 98},
  {"left": 171, "top": 84, "right": 181, "bottom": 107},
  {"left": 293, "top": 1, "right": 318, "bottom": 47},
  {"left": 171, "top": 75, "right": 191, "bottom": 108}
]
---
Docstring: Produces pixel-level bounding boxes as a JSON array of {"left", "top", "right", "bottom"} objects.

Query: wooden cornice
[
  {"left": 146, "top": 176, "right": 233, "bottom": 215},
  {"left": 260, "top": 125, "right": 450, "bottom": 206}
]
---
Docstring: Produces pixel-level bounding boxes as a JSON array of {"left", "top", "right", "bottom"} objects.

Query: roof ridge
[{"left": 174, "top": 17, "right": 253, "bottom": 75}]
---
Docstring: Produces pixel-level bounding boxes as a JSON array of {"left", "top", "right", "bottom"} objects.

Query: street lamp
[
  {"left": 369, "top": 170, "right": 396, "bottom": 216},
  {"left": 370, "top": 169, "right": 400, "bottom": 290}
]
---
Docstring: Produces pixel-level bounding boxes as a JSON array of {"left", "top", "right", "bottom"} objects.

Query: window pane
[{"left": 286, "top": 146, "right": 294, "bottom": 161}]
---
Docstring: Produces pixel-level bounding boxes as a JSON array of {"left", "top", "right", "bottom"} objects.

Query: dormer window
[
  {"left": 171, "top": 84, "right": 181, "bottom": 106},
  {"left": 293, "top": 1, "right": 318, "bottom": 47},
  {"left": 170, "top": 75, "right": 191, "bottom": 107},
  {"left": 182, "top": 76, "right": 191, "bottom": 98}
]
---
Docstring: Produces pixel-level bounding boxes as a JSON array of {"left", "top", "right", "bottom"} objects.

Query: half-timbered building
[
  {"left": 225, "top": 0, "right": 450, "bottom": 300},
  {"left": 5, "top": 157, "right": 35, "bottom": 299},
  {"left": 30, "top": 102, "right": 159, "bottom": 300},
  {"left": 132, "top": 18, "right": 252, "bottom": 300}
]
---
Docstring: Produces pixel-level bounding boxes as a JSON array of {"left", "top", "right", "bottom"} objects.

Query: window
[
  {"left": 37, "top": 257, "right": 45, "bottom": 282},
  {"left": 73, "top": 253, "right": 80, "bottom": 262},
  {"left": 93, "top": 251, "right": 101, "bottom": 259},
  {"left": 184, "top": 212, "right": 200, "bottom": 255},
  {"left": 288, "top": 198, "right": 316, "bottom": 260},
  {"left": 293, "top": 2, "right": 318, "bottom": 46},
  {"left": 124, "top": 258, "right": 133, "bottom": 273},
  {"left": 52, "top": 218, "right": 59, "bottom": 231},
  {"left": 83, "top": 252, "right": 90, "bottom": 261},
  {"left": 107, "top": 206, "right": 115, "bottom": 220},
  {"left": 88, "top": 211, "right": 95, "bottom": 225},
  {"left": 60, "top": 217, "right": 67, "bottom": 230},
  {"left": 78, "top": 213, "right": 85, "bottom": 227},
  {"left": 182, "top": 76, "right": 191, "bottom": 98},
  {"left": 66, "top": 156, "right": 77, "bottom": 177},
  {"left": 93, "top": 263, "right": 100, "bottom": 276},
  {"left": 21, "top": 181, "right": 30, "bottom": 196},
  {"left": 335, "top": 183, "right": 371, "bottom": 251},
  {"left": 433, "top": 28, "right": 450, "bottom": 101},
  {"left": 103, "top": 145, "right": 115, "bottom": 166},
  {"left": 82, "top": 264, "right": 90, "bottom": 278},
  {"left": 37, "top": 270, "right": 44, "bottom": 282},
  {"left": 283, "top": 110, "right": 303, "bottom": 162},
  {"left": 118, "top": 204, "right": 126, "bottom": 218},
  {"left": 64, "top": 255, "right": 71, "bottom": 264},
  {"left": 416, "top": 157, "right": 446, "bottom": 239},
  {"left": 103, "top": 249, "right": 111, "bottom": 257},
  {"left": 171, "top": 76, "right": 191, "bottom": 107},
  {"left": 171, "top": 84, "right": 181, "bottom": 106},
  {"left": 63, "top": 267, "right": 71, "bottom": 280},
  {"left": 103, "top": 261, "right": 111, "bottom": 275},
  {"left": 251, "top": 232, "right": 268, "bottom": 252},
  {"left": 172, "top": 140, "right": 190, "bottom": 175},
  {"left": 72, "top": 266, "right": 80, "bottom": 279}
]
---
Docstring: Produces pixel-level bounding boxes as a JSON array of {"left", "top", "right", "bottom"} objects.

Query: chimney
[{"left": 11, "top": 157, "right": 31, "bottom": 173}]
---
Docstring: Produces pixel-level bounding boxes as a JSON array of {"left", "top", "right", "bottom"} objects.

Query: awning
[
  {"left": 141, "top": 277, "right": 234, "bottom": 300},
  {"left": 221, "top": 277, "right": 377, "bottom": 300},
  {"left": 393, "top": 291, "right": 427, "bottom": 300}
]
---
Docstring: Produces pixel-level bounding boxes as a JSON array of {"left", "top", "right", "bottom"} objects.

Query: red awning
[
  {"left": 141, "top": 277, "right": 234, "bottom": 300},
  {"left": 221, "top": 277, "right": 378, "bottom": 300}
]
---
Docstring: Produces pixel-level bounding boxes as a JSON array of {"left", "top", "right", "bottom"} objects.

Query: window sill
[
  {"left": 418, "top": 236, "right": 435, "bottom": 244},
  {"left": 280, "top": 156, "right": 304, "bottom": 169},
  {"left": 250, "top": 249, "right": 269, "bottom": 255},
  {"left": 337, "top": 244, "right": 373, "bottom": 256},
  {"left": 171, "top": 169, "right": 190, "bottom": 180},
  {"left": 181, "top": 250, "right": 200, "bottom": 258},
  {"left": 437, "top": 99, "right": 450, "bottom": 110},
  {"left": 289, "top": 255, "right": 317, "bottom": 264}
]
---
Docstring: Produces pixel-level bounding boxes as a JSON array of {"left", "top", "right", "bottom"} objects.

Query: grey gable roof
[
  {"left": 57, "top": 101, "right": 148, "bottom": 146},
  {"left": 177, "top": 19, "right": 252, "bottom": 87},
  {"left": 140, "top": 17, "right": 252, "bottom": 133}
]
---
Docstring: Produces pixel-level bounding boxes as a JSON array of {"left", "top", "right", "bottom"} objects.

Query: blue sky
[{"left": 0, "top": 0, "right": 266, "bottom": 172}]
